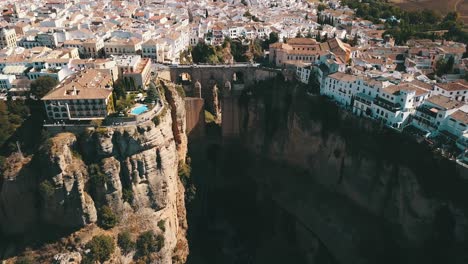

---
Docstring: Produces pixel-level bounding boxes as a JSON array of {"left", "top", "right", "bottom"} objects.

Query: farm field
[{"left": 390, "top": 0, "right": 468, "bottom": 24}]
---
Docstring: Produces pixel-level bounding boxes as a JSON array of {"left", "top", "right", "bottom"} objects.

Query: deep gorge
[{"left": 185, "top": 76, "right": 468, "bottom": 264}]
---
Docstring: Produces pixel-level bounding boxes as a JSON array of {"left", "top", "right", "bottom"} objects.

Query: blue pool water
[{"left": 131, "top": 105, "right": 149, "bottom": 115}]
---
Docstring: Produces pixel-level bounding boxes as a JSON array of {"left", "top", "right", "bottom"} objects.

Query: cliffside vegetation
[
  {"left": 83, "top": 235, "right": 115, "bottom": 264},
  {"left": 0, "top": 99, "right": 48, "bottom": 175},
  {"left": 29, "top": 76, "right": 58, "bottom": 99},
  {"left": 183, "top": 32, "right": 278, "bottom": 65},
  {"left": 1, "top": 78, "right": 189, "bottom": 263}
]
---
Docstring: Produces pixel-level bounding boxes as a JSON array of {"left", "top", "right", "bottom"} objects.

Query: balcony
[
  {"left": 354, "top": 93, "right": 373, "bottom": 105},
  {"left": 373, "top": 96, "right": 402, "bottom": 112},
  {"left": 412, "top": 115, "right": 437, "bottom": 129},
  {"left": 415, "top": 106, "right": 438, "bottom": 119}
]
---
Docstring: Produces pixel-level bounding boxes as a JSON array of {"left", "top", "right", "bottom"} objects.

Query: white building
[
  {"left": 411, "top": 95, "right": 467, "bottom": 135},
  {"left": 369, "top": 83, "right": 430, "bottom": 129},
  {"left": 0, "top": 28, "right": 17, "bottom": 49},
  {"left": 0, "top": 74, "right": 16, "bottom": 92},
  {"left": 433, "top": 81, "right": 468, "bottom": 102},
  {"left": 141, "top": 39, "right": 159, "bottom": 61}
]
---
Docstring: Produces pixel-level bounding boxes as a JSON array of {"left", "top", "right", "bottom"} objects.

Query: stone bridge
[
  {"left": 170, "top": 63, "right": 279, "bottom": 138},
  {"left": 169, "top": 63, "right": 278, "bottom": 97}
]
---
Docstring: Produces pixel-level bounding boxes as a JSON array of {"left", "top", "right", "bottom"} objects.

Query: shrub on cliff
[
  {"left": 98, "top": 206, "right": 118, "bottom": 229},
  {"left": 157, "top": 219, "right": 166, "bottom": 232},
  {"left": 175, "top": 85, "right": 185, "bottom": 98},
  {"left": 118, "top": 231, "right": 135, "bottom": 255},
  {"left": 136, "top": 231, "right": 165, "bottom": 259},
  {"left": 89, "top": 163, "right": 106, "bottom": 186},
  {"left": 122, "top": 187, "right": 134, "bottom": 204},
  {"left": 152, "top": 115, "right": 160, "bottom": 126},
  {"left": 178, "top": 160, "right": 196, "bottom": 203},
  {"left": 15, "top": 256, "right": 34, "bottom": 264},
  {"left": 39, "top": 180, "right": 55, "bottom": 198},
  {"left": 83, "top": 235, "right": 115, "bottom": 263}
]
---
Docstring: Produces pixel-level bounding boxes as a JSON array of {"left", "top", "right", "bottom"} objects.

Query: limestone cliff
[
  {"left": 0, "top": 83, "right": 189, "bottom": 263},
  {"left": 229, "top": 80, "right": 468, "bottom": 263}
]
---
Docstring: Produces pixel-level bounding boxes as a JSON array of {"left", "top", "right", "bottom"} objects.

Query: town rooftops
[
  {"left": 426, "top": 95, "right": 465, "bottom": 110},
  {"left": 328, "top": 72, "right": 358, "bottom": 82},
  {"left": 436, "top": 81, "right": 468, "bottom": 92},
  {"left": 410, "top": 80, "right": 433, "bottom": 91},
  {"left": 450, "top": 110, "right": 468, "bottom": 124},
  {"left": 286, "top": 38, "right": 318, "bottom": 45},
  {"left": 41, "top": 69, "right": 112, "bottom": 101},
  {"left": 382, "top": 83, "right": 429, "bottom": 96}
]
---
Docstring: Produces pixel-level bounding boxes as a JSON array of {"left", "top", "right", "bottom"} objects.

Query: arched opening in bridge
[
  {"left": 232, "top": 72, "right": 244, "bottom": 84},
  {"left": 177, "top": 72, "right": 192, "bottom": 85}
]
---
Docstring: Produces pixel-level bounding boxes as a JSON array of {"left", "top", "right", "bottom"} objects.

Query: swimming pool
[{"left": 130, "top": 105, "right": 149, "bottom": 115}]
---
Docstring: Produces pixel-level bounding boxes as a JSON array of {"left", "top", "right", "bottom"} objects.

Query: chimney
[{"left": 72, "top": 85, "right": 77, "bottom": 95}]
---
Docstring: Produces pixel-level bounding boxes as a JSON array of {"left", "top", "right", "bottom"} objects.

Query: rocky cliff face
[
  {"left": 0, "top": 82, "right": 189, "bottom": 263},
  {"left": 227, "top": 82, "right": 468, "bottom": 263}
]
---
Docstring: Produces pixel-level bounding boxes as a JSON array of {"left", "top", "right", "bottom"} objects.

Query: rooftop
[
  {"left": 426, "top": 95, "right": 465, "bottom": 110},
  {"left": 328, "top": 72, "right": 357, "bottom": 82},
  {"left": 436, "top": 81, "right": 468, "bottom": 92},
  {"left": 382, "top": 83, "right": 429, "bottom": 96},
  {"left": 42, "top": 69, "right": 112, "bottom": 101},
  {"left": 450, "top": 110, "right": 468, "bottom": 124}
]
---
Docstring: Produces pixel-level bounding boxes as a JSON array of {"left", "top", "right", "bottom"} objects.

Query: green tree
[
  {"left": 0, "top": 101, "right": 12, "bottom": 146},
  {"left": 435, "top": 58, "right": 447, "bottom": 76},
  {"left": 136, "top": 231, "right": 164, "bottom": 258},
  {"left": 98, "top": 206, "right": 118, "bottom": 229},
  {"left": 30, "top": 76, "right": 58, "bottom": 99},
  {"left": 146, "top": 83, "right": 159, "bottom": 103},
  {"left": 446, "top": 56, "right": 455, "bottom": 74},
  {"left": 157, "top": 219, "right": 166, "bottom": 232},
  {"left": 268, "top": 32, "right": 279, "bottom": 44},
  {"left": 113, "top": 81, "right": 126, "bottom": 100},
  {"left": 84, "top": 235, "right": 115, "bottom": 263},
  {"left": 308, "top": 70, "right": 321, "bottom": 94},
  {"left": 39, "top": 180, "right": 55, "bottom": 199},
  {"left": 191, "top": 42, "right": 217, "bottom": 63},
  {"left": 435, "top": 57, "right": 455, "bottom": 76},
  {"left": 317, "top": 3, "right": 327, "bottom": 12},
  {"left": 118, "top": 231, "right": 135, "bottom": 255}
]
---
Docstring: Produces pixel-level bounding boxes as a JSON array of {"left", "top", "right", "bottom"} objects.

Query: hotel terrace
[{"left": 41, "top": 69, "right": 114, "bottom": 120}]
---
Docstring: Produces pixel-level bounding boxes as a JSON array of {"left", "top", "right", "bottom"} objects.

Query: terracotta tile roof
[
  {"left": 287, "top": 38, "right": 318, "bottom": 45},
  {"left": 450, "top": 110, "right": 468, "bottom": 124},
  {"left": 436, "top": 81, "right": 468, "bottom": 92},
  {"left": 42, "top": 69, "right": 112, "bottom": 101},
  {"left": 426, "top": 95, "right": 465, "bottom": 110},
  {"left": 328, "top": 72, "right": 358, "bottom": 82},
  {"left": 382, "top": 83, "right": 429, "bottom": 96}
]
